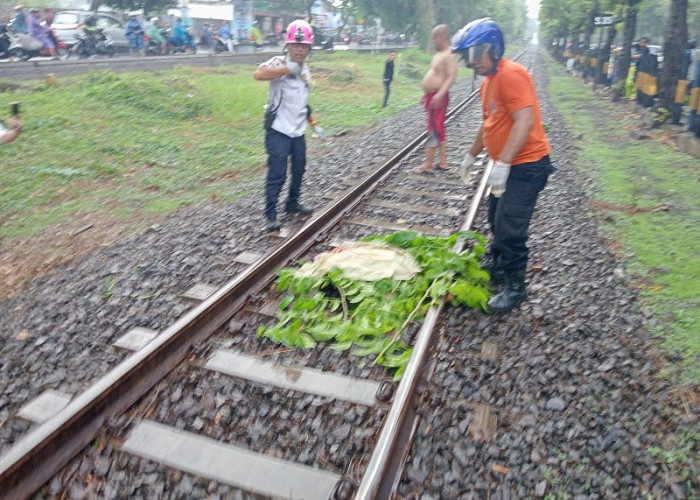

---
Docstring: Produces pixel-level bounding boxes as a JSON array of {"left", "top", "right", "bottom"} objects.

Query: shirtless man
[{"left": 413, "top": 24, "right": 457, "bottom": 174}]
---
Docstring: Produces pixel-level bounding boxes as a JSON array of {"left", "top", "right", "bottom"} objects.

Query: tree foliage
[
  {"left": 357, "top": 0, "right": 528, "bottom": 47},
  {"left": 89, "top": 0, "right": 177, "bottom": 17}
]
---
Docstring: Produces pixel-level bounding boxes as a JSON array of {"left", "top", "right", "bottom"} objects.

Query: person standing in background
[
  {"left": 412, "top": 25, "right": 457, "bottom": 174},
  {"left": 253, "top": 20, "right": 317, "bottom": 232},
  {"left": 382, "top": 52, "right": 396, "bottom": 108}
]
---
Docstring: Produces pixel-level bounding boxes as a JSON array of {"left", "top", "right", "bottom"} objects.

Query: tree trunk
[
  {"left": 419, "top": 0, "right": 436, "bottom": 51},
  {"left": 89, "top": 0, "right": 100, "bottom": 12},
  {"left": 143, "top": 0, "right": 154, "bottom": 19},
  {"left": 583, "top": 0, "right": 599, "bottom": 79},
  {"left": 613, "top": 0, "right": 640, "bottom": 100},
  {"left": 596, "top": 23, "right": 616, "bottom": 85},
  {"left": 657, "top": 0, "right": 688, "bottom": 110}
]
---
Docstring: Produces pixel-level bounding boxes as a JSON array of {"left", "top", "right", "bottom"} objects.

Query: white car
[{"left": 52, "top": 10, "right": 128, "bottom": 50}]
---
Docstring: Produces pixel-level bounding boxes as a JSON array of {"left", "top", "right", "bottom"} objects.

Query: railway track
[{"left": 0, "top": 51, "right": 530, "bottom": 499}]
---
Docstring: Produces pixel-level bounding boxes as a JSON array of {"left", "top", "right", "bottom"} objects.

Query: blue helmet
[{"left": 451, "top": 18, "right": 505, "bottom": 65}]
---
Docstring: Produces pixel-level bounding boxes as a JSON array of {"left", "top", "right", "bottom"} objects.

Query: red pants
[{"left": 422, "top": 91, "right": 449, "bottom": 146}]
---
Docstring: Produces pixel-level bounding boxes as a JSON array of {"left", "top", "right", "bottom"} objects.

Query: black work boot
[
  {"left": 487, "top": 270, "right": 528, "bottom": 314},
  {"left": 480, "top": 256, "right": 506, "bottom": 287},
  {"left": 482, "top": 263, "right": 506, "bottom": 287},
  {"left": 266, "top": 217, "right": 281, "bottom": 232},
  {"left": 285, "top": 203, "right": 313, "bottom": 215}
]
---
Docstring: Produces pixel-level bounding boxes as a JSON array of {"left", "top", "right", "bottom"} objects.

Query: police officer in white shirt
[{"left": 253, "top": 19, "right": 316, "bottom": 232}]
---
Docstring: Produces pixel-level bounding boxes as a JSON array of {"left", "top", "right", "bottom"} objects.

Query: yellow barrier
[
  {"left": 674, "top": 80, "right": 688, "bottom": 104},
  {"left": 636, "top": 71, "right": 658, "bottom": 96},
  {"left": 691, "top": 86, "right": 700, "bottom": 112}
]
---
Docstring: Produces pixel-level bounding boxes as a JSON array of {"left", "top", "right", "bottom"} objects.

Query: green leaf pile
[{"left": 257, "top": 231, "right": 491, "bottom": 379}]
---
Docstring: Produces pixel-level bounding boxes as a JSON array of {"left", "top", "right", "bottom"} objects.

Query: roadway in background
[{"left": 0, "top": 44, "right": 402, "bottom": 82}]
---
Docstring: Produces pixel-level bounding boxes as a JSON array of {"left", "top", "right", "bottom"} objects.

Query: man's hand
[
  {"left": 286, "top": 59, "right": 301, "bottom": 76},
  {"left": 430, "top": 93, "right": 444, "bottom": 108},
  {"left": 0, "top": 116, "right": 22, "bottom": 145},
  {"left": 7, "top": 116, "right": 22, "bottom": 131},
  {"left": 459, "top": 153, "right": 476, "bottom": 184},
  {"left": 488, "top": 160, "right": 511, "bottom": 197}
]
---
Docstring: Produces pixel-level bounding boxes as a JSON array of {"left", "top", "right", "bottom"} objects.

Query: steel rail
[
  {"left": 355, "top": 48, "right": 529, "bottom": 499},
  {"left": 0, "top": 74, "right": 476, "bottom": 500},
  {"left": 354, "top": 110, "right": 493, "bottom": 500}
]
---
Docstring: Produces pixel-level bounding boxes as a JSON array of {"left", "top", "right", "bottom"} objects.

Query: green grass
[{"left": 546, "top": 60, "right": 700, "bottom": 384}]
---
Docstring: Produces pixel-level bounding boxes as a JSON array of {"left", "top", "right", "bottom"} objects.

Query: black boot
[
  {"left": 480, "top": 256, "right": 505, "bottom": 287},
  {"left": 481, "top": 262, "right": 506, "bottom": 287},
  {"left": 266, "top": 217, "right": 281, "bottom": 232},
  {"left": 285, "top": 203, "right": 313, "bottom": 215},
  {"left": 487, "top": 270, "right": 527, "bottom": 314}
]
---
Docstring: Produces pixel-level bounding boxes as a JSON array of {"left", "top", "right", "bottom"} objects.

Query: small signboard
[
  {"left": 233, "top": 1, "right": 254, "bottom": 38},
  {"left": 594, "top": 14, "right": 615, "bottom": 26}
]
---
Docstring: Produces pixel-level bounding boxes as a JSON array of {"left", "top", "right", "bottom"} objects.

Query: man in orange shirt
[{"left": 452, "top": 18, "right": 554, "bottom": 313}]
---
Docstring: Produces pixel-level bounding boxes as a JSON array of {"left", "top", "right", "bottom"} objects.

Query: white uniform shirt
[{"left": 259, "top": 55, "right": 312, "bottom": 138}]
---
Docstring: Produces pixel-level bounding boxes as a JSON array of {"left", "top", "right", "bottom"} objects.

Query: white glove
[
  {"left": 459, "top": 153, "right": 477, "bottom": 184},
  {"left": 488, "top": 160, "right": 511, "bottom": 197},
  {"left": 286, "top": 59, "right": 301, "bottom": 76}
]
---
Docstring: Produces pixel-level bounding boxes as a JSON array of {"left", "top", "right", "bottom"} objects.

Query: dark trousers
[
  {"left": 264, "top": 128, "right": 306, "bottom": 219},
  {"left": 382, "top": 80, "right": 391, "bottom": 107},
  {"left": 488, "top": 156, "right": 554, "bottom": 273}
]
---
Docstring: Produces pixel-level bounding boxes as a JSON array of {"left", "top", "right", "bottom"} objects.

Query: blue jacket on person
[
  {"left": 171, "top": 20, "right": 187, "bottom": 45},
  {"left": 13, "top": 11, "right": 28, "bottom": 33},
  {"left": 126, "top": 18, "right": 143, "bottom": 35},
  {"left": 217, "top": 24, "right": 231, "bottom": 39}
]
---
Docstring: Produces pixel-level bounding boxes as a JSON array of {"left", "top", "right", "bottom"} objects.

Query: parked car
[{"left": 52, "top": 11, "right": 128, "bottom": 50}]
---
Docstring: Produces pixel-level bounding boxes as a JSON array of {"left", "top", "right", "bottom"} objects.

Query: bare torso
[{"left": 422, "top": 49, "right": 453, "bottom": 92}]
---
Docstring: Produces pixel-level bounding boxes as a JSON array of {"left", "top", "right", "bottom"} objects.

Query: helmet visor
[{"left": 463, "top": 43, "right": 491, "bottom": 65}]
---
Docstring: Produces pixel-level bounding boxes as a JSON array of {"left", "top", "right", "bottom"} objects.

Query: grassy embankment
[
  {"left": 546, "top": 59, "right": 699, "bottom": 384},
  {"left": 0, "top": 49, "right": 443, "bottom": 241}
]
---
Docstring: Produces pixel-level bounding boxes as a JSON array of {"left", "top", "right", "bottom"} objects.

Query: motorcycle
[
  {"left": 212, "top": 34, "right": 233, "bottom": 53},
  {"left": 145, "top": 34, "right": 168, "bottom": 56},
  {"left": 166, "top": 28, "right": 196, "bottom": 54},
  {"left": 199, "top": 25, "right": 213, "bottom": 47},
  {"left": 6, "top": 30, "right": 68, "bottom": 60},
  {"left": 265, "top": 32, "right": 279, "bottom": 46},
  {"left": 70, "top": 28, "right": 115, "bottom": 58},
  {"left": 0, "top": 23, "right": 11, "bottom": 59}
]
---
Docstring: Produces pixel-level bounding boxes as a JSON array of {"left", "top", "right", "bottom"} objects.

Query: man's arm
[
  {"left": 468, "top": 125, "right": 484, "bottom": 157},
  {"left": 497, "top": 106, "right": 533, "bottom": 164},
  {"left": 0, "top": 117, "right": 21, "bottom": 145},
  {"left": 433, "top": 53, "right": 457, "bottom": 106},
  {"left": 253, "top": 64, "right": 291, "bottom": 81}
]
